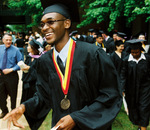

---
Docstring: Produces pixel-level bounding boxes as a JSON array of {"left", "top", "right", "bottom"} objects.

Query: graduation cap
[
  {"left": 42, "top": 40, "right": 48, "bottom": 48},
  {"left": 117, "top": 32, "right": 126, "bottom": 39},
  {"left": 88, "top": 29, "right": 96, "bottom": 32},
  {"left": 99, "top": 30, "right": 109, "bottom": 35},
  {"left": 113, "top": 31, "right": 118, "bottom": 35},
  {"left": 96, "top": 33, "right": 103, "bottom": 38},
  {"left": 99, "top": 30, "right": 104, "bottom": 34},
  {"left": 29, "top": 38, "right": 41, "bottom": 50},
  {"left": 40, "top": 0, "right": 80, "bottom": 22},
  {"left": 126, "top": 39, "right": 146, "bottom": 51},
  {"left": 70, "top": 30, "right": 78, "bottom": 36}
]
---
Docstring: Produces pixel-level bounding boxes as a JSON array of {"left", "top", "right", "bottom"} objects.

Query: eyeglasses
[{"left": 39, "top": 19, "right": 67, "bottom": 29}]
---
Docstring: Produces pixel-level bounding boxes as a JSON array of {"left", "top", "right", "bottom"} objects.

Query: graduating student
[
  {"left": 138, "top": 33, "right": 150, "bottom": 53},
  {"left": 112, "top": 32, "right": 118, "bottom": 42},
  {"left": 70, "top": 30, "right": 79, "bottom": 41},
  {"left": 3, "top": 0, "right": 122, "bottom": 130},
  {"left": 110, "top": 40, "right": 127, "bottom": 77},
  {"left": 120, "top": 39, "right": 150, "bottom": 130},
  {"left": 100, "top": 30, "right": 115, "bottom": 54},
  {"left": 20, "top": 39, "right": 43, "bottom": 128},
  {"left": 95, "top": 33, "right": 105, "bottom": 49},
  {"left": 110, "top": 40, "right": 128, "bottom": 115},
  {"left": 86, "top": 29, "right": 97, "bottom": 43}
]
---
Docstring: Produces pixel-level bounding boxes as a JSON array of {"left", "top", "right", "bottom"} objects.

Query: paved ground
[{"left": 0, "top": 71, "right": 29, "bottom": 130}]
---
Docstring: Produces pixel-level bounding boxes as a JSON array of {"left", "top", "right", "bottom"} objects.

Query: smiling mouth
[{"left": 45, "top": 33, "right": 54, "bottom": 38}]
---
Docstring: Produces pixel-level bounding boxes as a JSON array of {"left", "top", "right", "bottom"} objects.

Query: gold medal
[{"left": 60, "top": 95, "right": 70, "bottom": 110}]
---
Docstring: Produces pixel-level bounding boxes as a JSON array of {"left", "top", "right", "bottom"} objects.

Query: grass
[{"left": 24, "top": 106, "right": 150, "bottom": 130}]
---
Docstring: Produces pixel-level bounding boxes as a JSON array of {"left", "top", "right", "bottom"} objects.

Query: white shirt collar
[
  {"left": 128, "top": 53, "right": 146, "bottom": 64},
  {"left": 54, "top": 38, "right": 71, "bottom": 66},
  {"left": 105, "top": 36, "right": 110, "bottom": 41}
]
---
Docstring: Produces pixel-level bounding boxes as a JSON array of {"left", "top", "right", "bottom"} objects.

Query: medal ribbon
[{"left": 53, "top": 38, "right": 76, "bottom": 95}]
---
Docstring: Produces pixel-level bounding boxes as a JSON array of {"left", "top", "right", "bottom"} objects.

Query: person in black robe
[
  {"left": 20, "top": 39, "right": 43, "bottom": 128},
  {"left": 120, "top": 39, "right": 150, "bottom": 130},
  {"left": 86, "top": 29, "right": 97, "bottom": 43},
  {"left": 110, "top": 40, "right": 127, "bottom": 77},
  {"left": 100, "top": 30, "right": 115, "bottom": 54},
  {"left": 110, "top": 40, "right": 129, "bottom": 115},
  {"left": 3, "top": 1, "right": 122, "bottom": 130},
  {"left": 116, "top": 32, "right": 129, "bottom": 53},
  {"left": 94, "top": 33, "right": 106, "bottom": 52}
]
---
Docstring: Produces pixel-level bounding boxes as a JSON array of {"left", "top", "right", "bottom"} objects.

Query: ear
[{"left": 64, "top": 19, "right": 71, "bottom": 29}]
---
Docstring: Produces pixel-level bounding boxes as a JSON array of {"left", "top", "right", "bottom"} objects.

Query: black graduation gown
[
  {"left": 21, "top": 55, "right": 37, "bottom": 103},
  {"left": 120, "top": 54, "right": 150, "bottom": 127},
  {"left": 86, "top": 35, "right": 96, "bottom": 43},
  {"left": 21, "top": 55, "right": 44, "bottom": 128},
  {"left": 23, "top": 40, "right": 122, "bottom": 130},
  {"left": 103, "top": 37, "right": 115, "bottom": 54},
  {"left": 110, "top": 51, "right": 127, "bottom": 78}
]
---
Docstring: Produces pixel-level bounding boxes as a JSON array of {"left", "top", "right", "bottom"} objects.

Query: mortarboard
[
  {"left": 40, "top": 0, "right": 80, "bottom": 22},
  {"left": 113, "top": 32, "right": 118, "bottom": 35},
  {"left": 99, "top": 30, "right": 104, "bottom": 34},
  {"left": 88, "top": 29, "right": 95, "bottom": 32},
  {"left": 96, "top": 33, "right": 103, "bottom": 38},
  {"left": 126, "top": 39, "right": 146, "bottom": 51},
  {"left": 42, "top": 40, "right": 48, "bottom": 48},
  {"left": 70, "top": 30, "right": 78, "bottom": 36},
  {"left": 117, "top": 32, "right": 126, "bottom": 39},
  {"left": 29, "top": 38, "right": 41, "bottom": 50}
]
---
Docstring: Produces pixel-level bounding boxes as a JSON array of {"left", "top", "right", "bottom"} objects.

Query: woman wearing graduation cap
[
  {"left": 19, "top": 38, "right": 43, "bottom": 128},
  {"left": 3, "top": 0, "right": 122, "bottom": 130},
  {"left": 120, "top": 39, "right": 150, "bottom": 130}
]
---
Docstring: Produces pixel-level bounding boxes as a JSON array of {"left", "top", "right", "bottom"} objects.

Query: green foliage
[
  {"left": 78, "top": 0, "right": 149, "bottom": 31},
  {"left": 6, "top": 24, "right": 26, "bottom": 32},
  {"left": 7, "top": 0, "right": 150, "bottom": 31},
  {"left": 8, "top": 0, "right": 43, "bottom": 28}
]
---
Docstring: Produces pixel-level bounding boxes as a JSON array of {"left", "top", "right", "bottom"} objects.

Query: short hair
[
  {"left": 3, "top": 33, "right": 12, "bottom": 39},
  {"left": 96, "top": 33, "right": 103, "bottom": 38}
]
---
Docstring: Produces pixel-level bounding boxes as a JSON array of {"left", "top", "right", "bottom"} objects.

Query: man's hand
[
  {"left": 53, "top": 115, "right": 75, "bottom": 130},
  {"left": 2, "top": 68, "right": 13, "bottom": 75},
  {"left": 3, "top": 104, "right": 25, "bottom": 130}
]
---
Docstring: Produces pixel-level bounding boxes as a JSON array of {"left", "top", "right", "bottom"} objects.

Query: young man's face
[
  {"left": 131, "top": 49, "right": 141, "bottom": 60},
  {"left": 40, "top": 12, "right": 71, "bottom": 45},
  {"left": 138, "top": 35, "right": 145, "bottom": 40},
  {"left": 113, "top": 34, "right": 117, "bottom": 41},
  {"left": 96, "top": 37, "right": 103, "bottom": 44}
]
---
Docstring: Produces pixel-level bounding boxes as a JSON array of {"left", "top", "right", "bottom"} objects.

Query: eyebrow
[{"left": 41, "top": 17, "right": 54, "bottom": 22}]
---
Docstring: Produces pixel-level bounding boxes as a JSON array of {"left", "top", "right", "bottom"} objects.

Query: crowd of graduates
[
  {"left": 71, "top": 29, "right": 150, "bottom": 130},
  {"left": 0, "top": 27, "right": 150, "bottom": 130}
]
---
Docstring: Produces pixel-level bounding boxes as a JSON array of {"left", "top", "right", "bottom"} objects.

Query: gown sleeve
[
  {"left": 23, "top": 57, "right": 52, "bottom": 119},
  {"left": 70, "top": 48, "right": 122, "bottom": 130},
  {"left": 120, "top": 57, "right": 128, "bottom": 92}
]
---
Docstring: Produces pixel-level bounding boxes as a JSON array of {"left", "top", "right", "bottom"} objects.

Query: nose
[{"left": 42, "top": 23, "right": 50, "bottom": 31}]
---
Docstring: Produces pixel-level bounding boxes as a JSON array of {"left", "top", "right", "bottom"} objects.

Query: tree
[
  {"left": 77, "top": 0, "right": 146, "bottom": 31},
  {"left": 8, "top": 0, "right": 149, "bottom": 32},
  {"left": 133, "top": 0, "right": 150, "bottom": 22},
  {"left": 8, "top": 0, "right": 43, "bottom": 28}
]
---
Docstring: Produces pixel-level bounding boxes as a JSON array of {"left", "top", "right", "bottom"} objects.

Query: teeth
[{"left": 46, "top": 33, "right": 53, "bottom": 36}]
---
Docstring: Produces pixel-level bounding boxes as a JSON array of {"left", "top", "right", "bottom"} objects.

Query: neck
[
  {"left": 116, "top": 50, "right": 122, "bottom": 53},
  {"left": 55, "top": 33, "right": 70, "bottom": 53}
]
